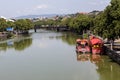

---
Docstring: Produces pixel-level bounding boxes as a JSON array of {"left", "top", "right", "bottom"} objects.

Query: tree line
[
  {"left": 0, "top": 18, "right": 33, "bottom": 32},
  {"left": 0, "top": 0, "right": 119, "bottom": 40},
  {"left": 34, "top": 0, "right": 120, "bottom": 40}
]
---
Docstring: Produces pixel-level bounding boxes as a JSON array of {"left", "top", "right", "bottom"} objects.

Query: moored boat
[
  {"left": 89, "top": 36, "right": 104, "bottom": 54},
  {"left": 76, "top": 39, "right": 91, "bottom": 53}
]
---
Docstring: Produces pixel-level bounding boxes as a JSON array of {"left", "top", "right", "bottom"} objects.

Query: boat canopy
[{"left": 90, "top": 38, "right": 103, "bottom": 45}]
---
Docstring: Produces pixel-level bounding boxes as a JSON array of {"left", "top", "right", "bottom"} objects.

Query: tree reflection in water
[
  {"left": 0, "top": 36, "right": 32, "bottom": 51},
  {"left": 14, "top": 38, "right": 32, "bottom": 51},
  {"left": 61, "top": 32, "right": 82, "bottom": 45},
  {"left": 60, "top": 31, "right": 120, "bottom": 80},
  {"left": 76, "top": 53, "right": 120, "bottom": 80}
]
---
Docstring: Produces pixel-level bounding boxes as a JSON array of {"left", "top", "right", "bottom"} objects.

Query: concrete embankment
[{"left": 104, "top": 46, "right": 120, "bottom": 65}]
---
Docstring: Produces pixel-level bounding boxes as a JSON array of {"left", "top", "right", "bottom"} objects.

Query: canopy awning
[{"left": 90, "top": 38, "right": 103, "bottom": 45}]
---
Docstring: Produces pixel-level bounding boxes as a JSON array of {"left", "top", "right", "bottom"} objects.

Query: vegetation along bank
[{"left": 0, "top": 0, "right": 119, "bottom": 41}]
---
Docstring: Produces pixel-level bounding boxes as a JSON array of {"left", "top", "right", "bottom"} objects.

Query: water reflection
[
  {"left": 76, "top": 53, "right": 102, "bottom": 65},
  {"left": 76, "top": 53, "right": 91, "bottom": 61},
  {"left": 96, "top": 56, "right": 120, "bottom": 80},
  {"left": 33, "top": 31, "right": 81, "bottom": 46},
  {"left": 32, "top": 30, "right": 120, "bottom": 80},
  {"left": 0, "top": 30, "right": 120, "bottom": 80},
  {"left": 76, "top": 53, "right": 120, "bottom": 80},
  {"left": 0, "top": 36, "right": 32, "bottom": 51},
  {"left": 61, "top": 32, "right": 82, "bottom": 45},
  {"left": 60, "top": 31, "right": 120, "bottom": 80}
]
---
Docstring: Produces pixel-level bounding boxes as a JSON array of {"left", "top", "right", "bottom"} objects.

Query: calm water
[{"left": 0, "top": 29, "right": 120, "bottom": 80}]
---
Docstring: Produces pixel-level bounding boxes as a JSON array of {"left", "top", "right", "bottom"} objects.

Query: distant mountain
[{"left": 15, "top": 14, "right": 65, "bottom": 19}]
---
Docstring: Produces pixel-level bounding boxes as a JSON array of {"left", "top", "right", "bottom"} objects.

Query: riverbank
[{"left": 0, "top": 31, "right": 28, "bottom": 41}]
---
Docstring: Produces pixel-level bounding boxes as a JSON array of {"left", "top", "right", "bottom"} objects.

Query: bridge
[{"left": 34, "top": 26, "right": 69, "bottom": 32}]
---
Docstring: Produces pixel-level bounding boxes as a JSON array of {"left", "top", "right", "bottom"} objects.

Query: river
[{"left": 0, "top": 29, "right": 120, "bottom": 80}]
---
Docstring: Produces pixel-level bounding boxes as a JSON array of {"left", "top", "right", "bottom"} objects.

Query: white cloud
[{"left": 36, "top": 4, "right": 48, "bottom": 9}]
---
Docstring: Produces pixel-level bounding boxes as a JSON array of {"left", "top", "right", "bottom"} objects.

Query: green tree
[
  {"left": 34, "top": 20, "right": 45, "bottom": 27},
  {"left": 6, "top": 21, "right": 15, "bottom": 28},
  {"left": 69, "top": 14, "right": 92, "bottom": 34},
  {"left": 60, "top": 17, "right": 71, "bottom": 27},
  {"left": 92, "top": 0, "right": 120, "bottom": 40},
  {"left": 0, "top": 18, "right": 7, "bottom": 31},
  {"left": 15, "top": 19, "right": 33, "bottom": 31}
]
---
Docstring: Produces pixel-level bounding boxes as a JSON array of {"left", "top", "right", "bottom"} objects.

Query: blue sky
[{"left": 0, "top": 0, "right": 111, "bottom": 18}]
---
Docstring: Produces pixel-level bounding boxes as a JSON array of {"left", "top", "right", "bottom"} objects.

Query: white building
[{"left": 0, "top": 16, "right": 15, "bottom": 22}]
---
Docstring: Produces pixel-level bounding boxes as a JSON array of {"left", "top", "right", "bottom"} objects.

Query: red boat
[
  {"left": 76, "top": 39, "right": 91, "bottom": 53},
  {"left": 89, "top": 36, "right": 104, "bottom": 54}
]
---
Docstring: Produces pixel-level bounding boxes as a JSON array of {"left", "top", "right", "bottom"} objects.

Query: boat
[
  {"left": 89, "top": 36, "right": 104, "bottom": 54},
  {"left": 76, "top": 39, "right": 91, "bottom": 53}
]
